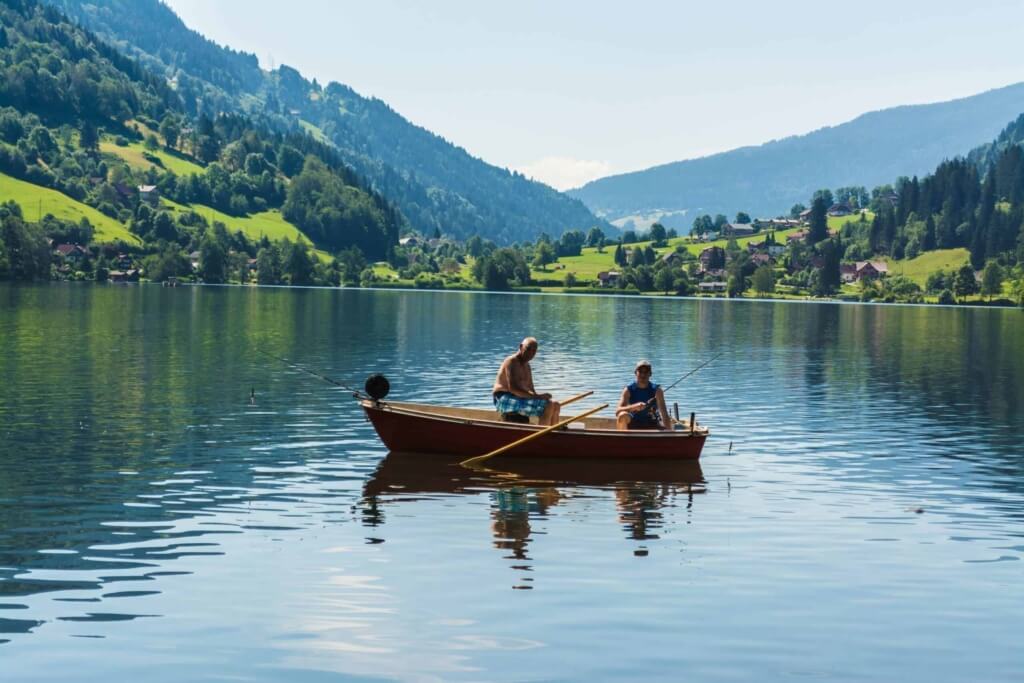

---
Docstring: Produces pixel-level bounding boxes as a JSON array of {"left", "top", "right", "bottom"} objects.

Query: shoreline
[{"left": 11, "top": 280, "right": 1022, "bottom": 311}]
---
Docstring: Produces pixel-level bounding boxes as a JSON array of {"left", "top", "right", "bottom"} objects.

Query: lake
[{"left": 0, "top": 283, "right": 1022, "bottom": 682}]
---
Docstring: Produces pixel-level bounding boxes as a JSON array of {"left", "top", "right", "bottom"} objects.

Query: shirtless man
[{"left": 492, "top": 337, "right": 561, "bottom": 426}]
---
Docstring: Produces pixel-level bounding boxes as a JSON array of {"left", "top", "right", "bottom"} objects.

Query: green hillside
[
  {"left": 882, "top": 249, "right": 970, "bottom": 286},
  {"left": 100, "top": 139, "right": 205, "bottom": 176},
  {"left": 0, "top": 172, "right": 140, "bottom": 244}
]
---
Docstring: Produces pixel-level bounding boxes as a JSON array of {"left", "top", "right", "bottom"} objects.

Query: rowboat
[{"left": 360, "top": 399, "right": 709, "bottom": 459}]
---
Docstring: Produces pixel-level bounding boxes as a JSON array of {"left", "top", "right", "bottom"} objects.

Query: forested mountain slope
[
  {"left": 569, "top": 83, "right": 1024, "bottom": 227},
  {"left": 46, "top": 0, "right": 605, "bottom": 243}
]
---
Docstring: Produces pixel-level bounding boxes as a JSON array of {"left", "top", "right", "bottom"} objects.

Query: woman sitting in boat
[
  {"left": 616, "top": 360, "right": 671, "bottom": 430},
  {"left": 492, "top": 337, "right": 561, "bottom": 426}
]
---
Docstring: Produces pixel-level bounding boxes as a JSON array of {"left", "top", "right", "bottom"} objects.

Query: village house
[
  {"left": 699, "top": 246, "right": 726, "bottom": 270},
  {"left": 138, "top": 185, "right": 160, "bottom": 204},
  {"left": 840, "top": 264, "right": 858, "bottom": 283},
  {"left": 189, "top": 250, "right": 201, "bottom": 271},
  {"left": 746, "top": 241, "right": 786, "bottom": 257},
  {"left": 398, "top": 236, "right": 420, "bottom": 247},
  {"left": 827, "top": 203, "right": 852, "bottom": 217},
  {"left": 854, "top": 261, "right": 889, "bottom": 280},
  {"left": 658, "top": 250, "right": 684, "bottom": 267},
  {"left": 753, "top": 218, "right": 800, "bottom": 230},
  {"left": 54, "top": 244, "right": 88, "bottom": 263},
  {"left": 597, "top": 270, "right": 621, "bottom": 288},
  {"left": 751, "top": 253, "right": 774, "bottom": 267},
  {"left": 724, "top": 223, "right": 756, "bottom": 237},
  {"left": 108, "top": 269, "right": 141, "bottom": 283},
  {"left": 698, "top": 280, "right": 727, "bottom": 293}
]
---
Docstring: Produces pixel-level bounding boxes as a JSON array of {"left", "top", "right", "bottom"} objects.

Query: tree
[
  {"left": 337, "top": 245, "right": 367, "bottom": 284},
  {"left": 808, "top": 196, "right": 828, "bottom": 245},
  {"left": 198, "top": 233, "right": 227, "bottom": 283},
  {"left": 727, "top": 274, "right": 745, "bottom": 298},
  {"left": 256, "top": 246, "right": 281, "bottom": 284},
  {"left": 532, "top": 241, "right": 556, "bottom": 269},
  {"left": 980, "top": 261, "right": 1004, "bottom": 301},
  {"left": 564, "top": 272, "right": 577, "bottom": 288},
  {"left": 284, "top": 240, "right": 315, "bottom": 286},
  {"left": 79, "top": 120, "right": 98, "bottom": 152},
  {"left": 790, "top": 203, "right": 806, "bottom": 219},
  {"left": 648, "top": 223, "right": 667, "bottom": 245},
  {"left": 586, "top": 226, "right": 605, "bottom": 247},
  {"left": 813, "top": 239, "right": 841, "bottom": 296},
  {"left": 922, "top": 215, "right": 937, "bottom": 252},
  {"left": 613, "top": 241, "right": 626, "bottom": 267},
  {"left": 654, "top": 267, "right": 674, "bottom": 293},
  {"left": 557, "top": 230, "right": 584, "bottom": 257},
  {"left": 752, "top": 265, "right": 775, "bottom": 295},
  {"left": 953, "top": 264, "right": 978, "bottom": 300},
  {"left": 1009, "top": 275, "right": 1024, "bottom": 307},
  {"left": 159, "top": 117, "right": 180, "bottom": 150},
  {"left": 734, "top": 211, "right": 751, "bottom": 224},
  {"left": 629, "top": 246, "right": 646, "bottom": 267}
]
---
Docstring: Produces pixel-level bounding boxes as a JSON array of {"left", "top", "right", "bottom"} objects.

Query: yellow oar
[
  {"left": 460, "top": 403, "right": 608, "bottom": 468},
  {"left": 558, "top": 390, "right": 593, "bottom": 407}
]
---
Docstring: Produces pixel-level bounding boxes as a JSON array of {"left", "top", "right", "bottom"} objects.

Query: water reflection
[{"left": 363, "top": 452, "right": 706, "bottom": 582}]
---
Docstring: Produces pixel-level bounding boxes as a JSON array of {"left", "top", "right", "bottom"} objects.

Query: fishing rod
[
  {"left": 638, "top": 351, "right": 723, "bottom": 411},
  {"left": 657, "top": 352, "right": 723, "bottom": 396},
  {"left": 256, "top": 348, "right": 387, "bottom": 400}
]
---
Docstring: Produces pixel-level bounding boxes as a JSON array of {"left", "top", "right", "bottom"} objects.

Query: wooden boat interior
[{"left": 365, "top": 400, "right": 709, "bottom": 435}]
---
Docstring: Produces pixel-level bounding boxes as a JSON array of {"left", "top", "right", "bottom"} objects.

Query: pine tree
[{"left": 808, "top": 196, "right": 828, "bottom": 244}]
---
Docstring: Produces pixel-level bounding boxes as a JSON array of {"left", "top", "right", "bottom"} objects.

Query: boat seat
[{"left": 499, "top": 412, "right": 530, "bottom": 424}]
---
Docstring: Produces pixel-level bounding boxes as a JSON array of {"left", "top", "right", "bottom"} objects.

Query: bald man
[{"left": 492, "top": 337, "right": 561, "bottom": 425}]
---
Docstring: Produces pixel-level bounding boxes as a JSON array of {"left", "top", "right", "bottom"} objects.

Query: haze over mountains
[
  {"left": 570, "top": 83, "right": 1024, "bottom": 230},
  {"left": 45, "top": 0, "right": 604, "bottom": 244}
]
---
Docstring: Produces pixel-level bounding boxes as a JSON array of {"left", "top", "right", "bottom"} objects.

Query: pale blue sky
[{"left": 165, "top": 0, "right": 1024, "bottom": 189}]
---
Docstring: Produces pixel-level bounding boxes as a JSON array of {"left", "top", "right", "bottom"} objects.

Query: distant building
[
  {"left": 658, "top": 251, "right": 684, "bottom": 267},
  {"left": 189, "top": 250, "right": 201, "bottom": 271},
  {"left": 54, "top": 244, "right": 88, "bottom": 262},
  {"left": 854, "top": 261, "right": 889, "bottom": 280},
  {"left": 108, "top": 269, "right": 140, "bottom": 283},
  {"left": 138, "top": 185, "right": 160, "bottom": 204},
  {"left": 597, "top": 270, "right": 621, "bottom": 288},
  {"left": 699, "top": 246, "right": 726, "bottom": 270},
  {"left": 827, "top": 203, "right": 852, "bottom": 217},
  {"left": 840, "top": 264, "right": 858, "bottom": 283},
  {"left": 751, "top": 253, "right": 774, "bottom": 267},
  {"left": 698, "top": 281, "right": 727, "bottom": 293},
  {"left": 398, "top": 236, "right": 420, "bottom": 247},
  {"left": 724, "top": 223, "right": 756, "bottom": 237}
]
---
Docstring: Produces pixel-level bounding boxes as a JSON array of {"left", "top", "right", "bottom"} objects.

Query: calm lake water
[{"left": 0, "top": 283, "right": 1022, "bottom": 682}]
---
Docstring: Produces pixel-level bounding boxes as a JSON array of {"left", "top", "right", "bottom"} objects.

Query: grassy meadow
[{"left": 0, "top": 172, "right": 140, "bottom": 244}]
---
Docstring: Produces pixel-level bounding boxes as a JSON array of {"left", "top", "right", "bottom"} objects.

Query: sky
[{"left": 163, "top": 0, "right": 1024, "bottom": 190}]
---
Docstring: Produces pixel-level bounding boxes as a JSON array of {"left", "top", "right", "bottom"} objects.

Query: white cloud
[{"left": 514, "top": 156, "right": 613, "bottom": 191}]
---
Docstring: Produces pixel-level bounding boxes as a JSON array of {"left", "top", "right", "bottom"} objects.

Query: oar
[
  {"left": 460, "top": 403, "right": 608, "bottom": 468},
  {"left": 558, "top": 390, "right": 593, "bottom": 407}
]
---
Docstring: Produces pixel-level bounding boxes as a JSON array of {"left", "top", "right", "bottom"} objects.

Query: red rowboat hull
[{"left": 361, "top": 401, "right": 707, "bottom": 459}]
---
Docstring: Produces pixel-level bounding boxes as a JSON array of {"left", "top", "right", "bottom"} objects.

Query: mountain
[
  {"left": 45, "top": 0, "right": 605, "bottom": 244},
  {"left": 568, "top": 83, "right": 1024, "bottom": 229}
]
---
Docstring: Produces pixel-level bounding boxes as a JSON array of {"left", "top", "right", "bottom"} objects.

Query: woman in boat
[{"left": 616, "top": 359, "right": 671, "bottom": 430}]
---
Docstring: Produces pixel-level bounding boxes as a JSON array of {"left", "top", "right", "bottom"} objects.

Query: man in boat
[
  {"left": 492, "top": 337, "right": 561, "bottom": 425},
  {"left": 616, "top": 359, "right": 671, "bottom": 430}
]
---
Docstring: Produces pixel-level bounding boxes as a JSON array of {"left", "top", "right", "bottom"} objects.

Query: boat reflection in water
[{"left": 361, "top": 452, "right": 706, "bottom": 582}]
